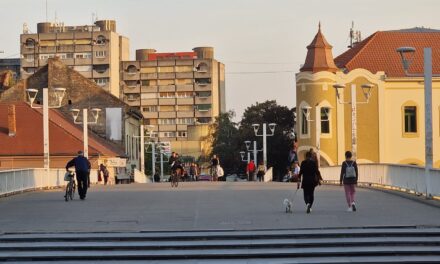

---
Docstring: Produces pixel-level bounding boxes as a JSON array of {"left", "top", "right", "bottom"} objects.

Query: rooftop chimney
[{"left": 8, "top": 105, "right": 16, "bottom": 137}]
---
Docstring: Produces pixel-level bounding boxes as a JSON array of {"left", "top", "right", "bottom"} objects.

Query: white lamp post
[
  {"left": 26, "top": 87, "right": 66, "bottom": 177},
  {"left": 71, "top": 108, "right": 101, "bottom": 158},
  {"left": 396, "top": 46, "right": 438, "bottom": 199},
  {"left": 252, "top": 123, "right": 276, "bottom": 168},
  {"left": 333, "top": 83, "right": 374, "bottom": 160},
  {"left": 135, "top": 125, "right": 156, "bottom": 182}
]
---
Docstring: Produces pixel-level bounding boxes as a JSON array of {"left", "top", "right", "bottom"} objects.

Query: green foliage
[{"left": 209, "top": 101, "right": 296, "bottom": 180}]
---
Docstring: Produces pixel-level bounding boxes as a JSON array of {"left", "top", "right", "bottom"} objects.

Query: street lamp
[
  {"left": 333, "top": 83, "right": 374, "bottom": 161},
  {"left": 396, "top": 46, "right": 438, "bottom": 199},
  {"left": 252, "top": 123, "right": 276, "bottom": 168},
  {"left": 70, "top": 107, "right": 101, "bottom": 158},
  {"left": 134, "top": 124, "right": 157, "bottom": 182},
  {"left": 26, "top": 87, "right": 66, "bottom": 177}
]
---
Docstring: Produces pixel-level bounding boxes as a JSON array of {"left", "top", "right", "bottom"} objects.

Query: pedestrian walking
[
  {"left": 256, "top": 160, "right": 266, "bottom": 182},
  {"left": 297, "top": 151, "right": 320, "bottom": 214},
  {"left": 340, "top": 151, "right": 359, "bottom": 212},
  {"left": 246, "top": 159, "right": 256, "bottom": 181},
  {"left": 66, "top": 151, "right": 91, "bottom": 200},
  {"left": 211, "top": 154, "right": 220, "bottom": 181}
]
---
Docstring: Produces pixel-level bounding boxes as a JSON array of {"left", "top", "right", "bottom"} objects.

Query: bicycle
[
  {"left": 211, "top": 166, "right": 218, "bottom": 182},
  {"left": 170, "top": 168, "right": 182, "bottom": 188},
  {"left": 64, "top": 171, "right": 76, "bottom": 201}
]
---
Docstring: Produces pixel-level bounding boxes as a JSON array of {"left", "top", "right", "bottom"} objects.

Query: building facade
[
  {"left": 0, "top": 58, "right": 20, "bottom": 80},
  {"left": 296, "top": 26, "right": 440, "bottom": 168},
  {"left": 121, "top": 47, "right": 225, "bottom": 158},
  {"left": 20, "top": 20, "right": 129, "bottom": 97}
]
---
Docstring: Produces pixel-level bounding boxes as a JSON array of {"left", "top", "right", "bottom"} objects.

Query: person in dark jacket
[
  {"left": 297, "top": 151, "right": 320, "bottom": 214},
  {"left": 66, "top": 151, "right": 91, "bottom": 200},
  {"left": 340, "top": 151, "right": 359, "bottom": 212}
]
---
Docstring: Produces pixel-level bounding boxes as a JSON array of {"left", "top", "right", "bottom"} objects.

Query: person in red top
[{"left": 246, "top": 160, "right": 256, "bottom": 182}]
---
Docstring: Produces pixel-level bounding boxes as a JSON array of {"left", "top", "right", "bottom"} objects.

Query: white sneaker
[{"left": 347, "top": 207, "right": 353, "bottom": 212}]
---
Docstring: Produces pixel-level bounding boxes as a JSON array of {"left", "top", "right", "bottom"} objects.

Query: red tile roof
[
  {"left": 300, "top": 25, "right": 338, "bottom": 73},
  {"left": 334, "top": 29, "right": 440, "bottom": 77},
  {"left": 0, "top": 102, "right": 124, "bottom": 157}
]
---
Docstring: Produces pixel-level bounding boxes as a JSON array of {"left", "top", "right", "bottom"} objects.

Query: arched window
[
  {"left": 126, "top": 65, "right": 137, "bottom": 74},
  {"left": 96, "top": 35, "right": 107, "bottom": 45},
  {"left": 196, "top": 62, "right": 209, "bottom": 72},
  {"left": 25, "top": 38, "right": 36, "bottom": 48}
]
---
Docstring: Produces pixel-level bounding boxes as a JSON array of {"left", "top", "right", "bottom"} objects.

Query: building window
[
  {"left": 176, "top": 79, "right": 193, "bottom": 85},
  {"left": 158, "top": 79, "right": 175, "bottom": 86},
  {"left": 301, "top": 108, "right": 310, "bottom": 135},
  {"left": 143, "top": 106, "right": 158, "bottom": 112},
  {"left": 75, "top": 52, "right": 92, "bottom": 59},
  {"left": 159, "top": 92, "right": 175, "bottom": 98},
  {"left": 321, "top": 107, "right": 330, "bottom": 134},
  {"left": 39, "top": 54, "right": 55, "bottom": 60},
  {"left": 24, "top": 54, "right": 35, "bottom": 62},
  {"left": 196, "top": 117, "right": 211, "bottom": 124},
  {"left": 141, "top": 80, "right": 157, "bottom": 86},
  {"left": 24, "top": 38, "right": 36, "bottom": 48},
  {"left": 158, "top": 118, "right": 176, "bottom": 125},
  {"left": 160, "top": 131, "right": 176, "bottom": 138},
  {"left": 126, "top": 65, "right": 137, "bottom": 74},
  {"left": 177, "top": 91, "right": 193, "bottom": 98},
  {"left": 404, "top": 106, "right": 417, "bottom": 133},
  {"left": 195, "top": 78, "right": 211, "bottom": 85},
  {"left": 95, "top": 51, "right": 106, "bottom": 58},
  {"left": 126, "top": 94, "right": 140, "bottom": 101},
  {"left": 125, "top": 80, "right": 138, "bottom": 87},
  {"left": 196, "top": 104, "right": 211, "bottom": 111},
  {"left": 94, "top": 65, "right": 108, "bottom": 73},
  {"left": 95, "top": 78, "right": 108, "bottom": 86},
  {"left": 74, "top": 65, "right": 92, "bottom": 72},
  {"left": 177, "top": 118, "right": 194, "bottom": 125},
  {"left": 195, "top": 62, "right": 209, "bottom": 73},
  {"left": 177, "top": 131, "right": 187, "bottom": 138}
]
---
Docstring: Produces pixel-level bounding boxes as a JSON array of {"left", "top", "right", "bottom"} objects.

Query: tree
[
  {"left": 207, "top": 111, "right": 241, "bottom": 175},
  {"left": 239, "top": 100, "right": 296, "bottom": 181}
]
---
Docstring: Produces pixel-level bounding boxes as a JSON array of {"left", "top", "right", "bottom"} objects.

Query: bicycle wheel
[
  {"left": 69, "top": 181, "right": 74, "bottom": 200},
  {"left": 64, "top": 183, "right": 71, "bottom": 202},
  {"left": 170, "top": 173, "right": 175, "bottom": 187},
  {"left": 175, "top": 172, "right": 179, "bottom": 187},
  {"left": 71, "top": 181, "right": 76, "bottom": 199}
]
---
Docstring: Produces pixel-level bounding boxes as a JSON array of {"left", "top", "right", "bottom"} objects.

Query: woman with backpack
[{"left": 340, "top": 151, "right": 359, "bottom": 212}]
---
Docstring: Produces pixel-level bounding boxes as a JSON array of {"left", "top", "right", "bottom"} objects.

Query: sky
[{"left": 1, "top": 0, "right": 440, "bottom": 120}]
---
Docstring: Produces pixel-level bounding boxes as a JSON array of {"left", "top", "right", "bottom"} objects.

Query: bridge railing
[
  {"left": 320, "top": 164, "right": 440, "bottom": 198},
  {"left": 0, "top": 168, "right": 98, "bottom": 197}
]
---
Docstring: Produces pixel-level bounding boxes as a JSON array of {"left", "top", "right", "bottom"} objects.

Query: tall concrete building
[
  {"left": 20, "top": 20, "right": 129, "bottom": 97},
  {"left": 121, "top": 47, "right": 225, "bottom": 158}
]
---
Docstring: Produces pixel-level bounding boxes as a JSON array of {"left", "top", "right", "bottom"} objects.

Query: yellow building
[{"left": 296, "top": 26, "right": 440, "bottom": 168}]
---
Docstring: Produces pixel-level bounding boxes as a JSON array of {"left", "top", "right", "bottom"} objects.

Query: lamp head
[
  {"left": 252, "top": 124, "right": 260, "bottom": 134},
  {"left": 244, "top": 140, "right": 251, "bottom": 150},
  {"left": 361, "top": 84, "right": 374, "bottom": 100},
  {"left": 91, "top": 108, "right": 101, "bottom": 122},
  {"left": 25, "top": 88, "right": 39, "bottom": 105},
  {"left": 396, "top": 47, "right": 416, "bottom": 71},
  {"left": 333, "top": 83, "right": 346, "bottom": 99},
  {"left": 268, "top": 123, "right": 276, "bottom": 133},
  {"left": 240, "top": 151, "right": 245, "bottom": 159},
  {"left": 52, "top": 87, "right": 66, "bottom": 107},
  {"left": 70, "top": 108, "right": 80, "bottom": 122}
]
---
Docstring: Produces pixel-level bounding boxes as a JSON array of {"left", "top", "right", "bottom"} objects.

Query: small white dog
[{"left": 283, "top": 198, "right": 292, "bottom": 213}]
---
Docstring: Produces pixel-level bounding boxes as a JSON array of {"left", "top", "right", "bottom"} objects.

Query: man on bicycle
[
  {"left": 168, "top": 152, "right": 183, "bottom": 177},
  {"left": 66, "top": 151, "right": 91, "bottom": 200}
]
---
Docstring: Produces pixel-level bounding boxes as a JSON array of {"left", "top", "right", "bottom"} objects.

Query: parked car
[{"left": 197, "top": 173, "right": 212, "bottom": 181}]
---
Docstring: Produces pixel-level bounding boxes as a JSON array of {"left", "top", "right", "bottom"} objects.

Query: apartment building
[
  {"left": 20, "top": 20, "right": 129, "bottom": 97},
  {"left": 121, "top": 47, "right": 225, "bottom": 156}
]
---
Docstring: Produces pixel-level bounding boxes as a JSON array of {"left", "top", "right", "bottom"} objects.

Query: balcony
[
  {"left": 177, "top": 111, "right": 195, "bottom": 118},
  {"left": 194, "top": 83, "right": 212, "bottom": 91},
  {"left": 75, "top": 58, "right": 92, "bottom": 65},
  {"left": 141, "top": 99, "right": 158, "bottom": 105},
  {"left": 21, "top": 60, "right": 36, "bottom": 68},
  {"left": 38, "top": 46, "right": 57, "bottom": 53},
  {"left": 21, "top": 47, "right": 35, "bottom": 54},
  {"left": 61, "top": 58, "right": 75, "bottom": 65},
  {"left": 142, "top": 112, "right": 158, "bottom": 119},
  {"left": 176, "top": 98, "right": 193, "bottom": 105},
  {"left": 74, "top": 45, "right": 92, "bottom": 52},
  {"left": 123, "top": 72, "right": 140, "bottom": 80},
  {"left": 158, "top": 60, "right": 175, "bottom": 66},
  {"left": 159, "top": 112, "right": 176, "bottom": 118},
  {"left": 176, "top": 72, "right": 193, "bottom": 79},
  {"left": 159, "top": 85, "right": 176, "bottom": 92},
  {"left": 195, "top": 96, "right": 212, "bottom": 104},
  {"left": 158, "top": 125, "right": 177, "bottom": 131},
  {"left": 158, "top": 72, "right": 175, "bottom": 79},
  {"left": 93, "top": 56, "right": 110, "bottom": 64},
  {"left": 159, "top": 98, "right": 175, "bottom": 105},
  {"left": 57, "top": 45, "right": 74, "bottom": 53},
  {"left": 195, "top": 109, "right": 212, "bottom": 117},
  {"left": 176, "top": 84, "right": 194, "bottom": 92},
  {"left": 141, "top": 86, "right": 158, "bottom": 93},
  {"left": 176, "top": 59, "right": 194, "bottom": 66},
  {"left": 38, "top": 59, "right": 49, "bottom": 65},
  {"left": 141, "top": 73, "right": 157, "bottom": 79},
  {"left": 93, "top": 69, "right": 110, "bottom": 78},
  {"left": 140, "top": 61, "right": 158, "bottom": 67},
  {"left": 194, "top": 71, "right": 211, "bottom": 78},
  {"left": 126, "top": 99, "right": 141, "bottom": 106},
  {"left": 123, "top": 85, "right": 140, "bottom": 93}
]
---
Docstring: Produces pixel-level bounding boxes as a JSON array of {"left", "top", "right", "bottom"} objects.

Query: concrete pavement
[{"left": 1, "top": 182, "right": 440, "bottom": 233}]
